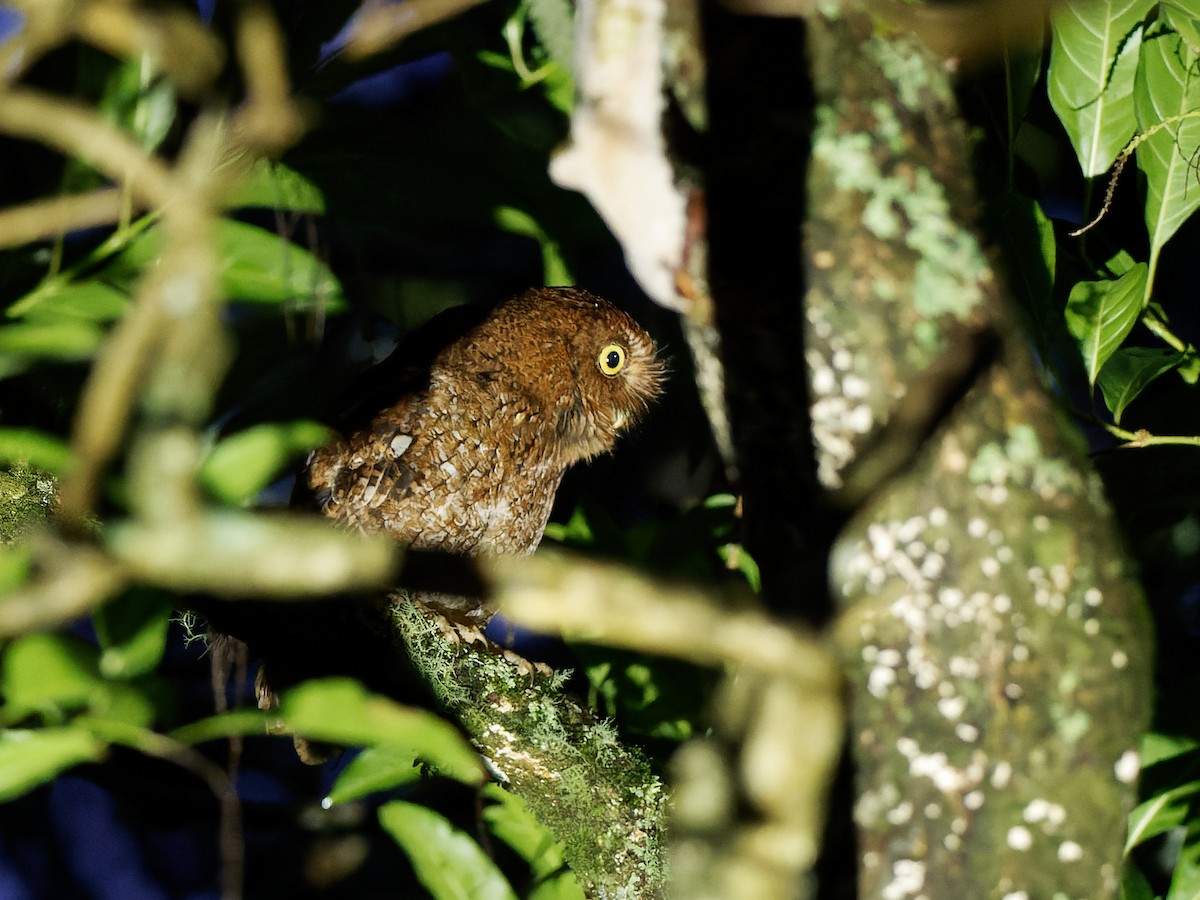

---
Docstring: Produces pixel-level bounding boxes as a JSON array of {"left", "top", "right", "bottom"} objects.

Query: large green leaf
[
  {"left": 199, "top": 420, "right": 330, "bottom": 505},
  {"left": 0, "top": 428, "right": 73, "bottom": 474},
  {"left": 93, "top": 589, "right": 173, "bottom": 679},
  {"left": 116, "top": 219, "right": 346, "bottom": 311},
  {"left": 482, "top": 784, "right": 583, "bottom": 900},
  {"left": 1126, "top": 779, "right": 1200, "bottom": 851},
  {"left": 379, "top": 801, "right": 519, "bottom": 900},
  {"left": 1135, "top": 31, "right": 1200, "bottom": 262},
  {"left": 1048, "top": 0, "right": 1155, "bottom": 176},
  {"left": 327, "top": 746, "right": 424, "bottom": 804},
  {"left": 7, "top": 280, "right": 130, "bottom": 323},
  {"left": 1063, "top": 262, "right": 1148, "bottom": 385},
  {"left": 1169, "top": 820, "right": 1200, "bottom": 899},
  {"left": 0, "top": 728, "right": 106, "bottom": 801},
  {"left": 0, "top": 320, "right": 104, "bottom": 360},
  {"left": 1096, "top": 346, "right": 1185, "bottom": 423},
  {"left": 279, "top": 679, "right": 483, "bottom": 785},
  {"left": 225, "top": 160, "right": 326, "bottom": 214}
]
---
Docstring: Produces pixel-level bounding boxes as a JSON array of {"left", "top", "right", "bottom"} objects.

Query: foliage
[{"left": 0, "top": 0, "right": 1198, "bottom": 897}]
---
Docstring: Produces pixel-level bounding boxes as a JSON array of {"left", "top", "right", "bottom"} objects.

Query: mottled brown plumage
[{"left": 304, "top": 287, "right": 665, "bottom": 622}]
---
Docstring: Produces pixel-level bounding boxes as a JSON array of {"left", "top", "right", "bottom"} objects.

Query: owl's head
[{"left": 450, "top": 287, "right": 666, "bottom": 464}]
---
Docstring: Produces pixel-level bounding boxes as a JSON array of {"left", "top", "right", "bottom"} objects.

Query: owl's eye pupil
[{"left": 598, "top": 343, "right": 626, "bottom": 376}]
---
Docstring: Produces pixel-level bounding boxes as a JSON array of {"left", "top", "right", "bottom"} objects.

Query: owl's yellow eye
[{"left": 597, "top": 344, "right": 626, "bottom": 376}]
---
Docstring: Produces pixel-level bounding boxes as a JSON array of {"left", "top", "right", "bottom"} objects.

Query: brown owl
[{"left": 303, "top": 287, "right": 665, "bottom": 621}]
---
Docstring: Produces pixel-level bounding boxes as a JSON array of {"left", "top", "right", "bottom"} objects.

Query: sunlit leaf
[
  {"left": 1134, "top": 31, "right": 1200, "bottom": 262},
  {"left": 168, "top": 708, "right": 270, "bottom": 745},
  {"left": 100, "top": 57, "right": 176, "bottom": 152},
  {"left": 0, "top": 634, "right": 154, "bottom": 727},
  {"left": 379, "top": 801, "right": 519, "bottom": 900},
  {"left": 0, "top": 320, "right": 103, "bottom": 360},
  {"left": 117, "top": 219, "right": 346, "bottom": 311},
  {"left": 225, "top": 160, "right": 326, "bottom": 214},
  {"left": 8, "top": 280, "right": 129, "bottom": 323},
  {"left": 1048, "top": 0, "right": 1154, "bottom": 176},
  {"left": 280, "top": 679, "right": 483, "bottom": 785},
  {"left": 0, "top": 728, "right": 106, "bottom": 801},
  {"left": 199, "top": 420, "right": 330, "bottom": 505},
  {"left": 0, "top": 428, "right": 72, "bottom": 474},
  {"left": 1063, "top": 263, "right": 1148, "bottom": 385},
  {"left": 1096, "top": 346, "right": 1185, "bottom": 423},
  {"left": 1126, "top": 780, "right": 1200, "bottom": 851},
  {"left": 93, "top": 589, "right": 173, "bottom": 679},
  {"left": 1, "top": 633, "right": 103, "bottom": 716},
  {"left": 1162, "top": 1, "right": 1200, "bottom": 56},
  {"left": 482, "top": 784, "right": 583, "bottom": 899},
  {"left": 327, "top": 746, "right": 423, "bottom": 804}
]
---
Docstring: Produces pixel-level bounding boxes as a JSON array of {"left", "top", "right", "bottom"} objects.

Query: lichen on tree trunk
[{"left": 805, "top": 11, "right": 1153, "bottom": 899}]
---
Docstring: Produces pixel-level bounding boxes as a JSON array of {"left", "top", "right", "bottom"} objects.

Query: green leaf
[
  {"left": 100, "top": 57, "right": 176, "bottom": 152},
  {"left": 1, "top": 633, "right": 104, "bottom": 716},
  {"left": 526, "top": 0, "right": 574, "bottom": 71},
  {"left": 327, "top": 746, "right": 423, "bottom": 804},
  {"left": 1126, "top": 779, "right": 1200, "bottom": 851},
  {"left": 0, "top": 634, "right": 154, "bottom": 728},
  {"left": 0, "top": 545, "right": 32, "bottom": 593},
  {"left": 0, "top": 727, "right": 106, "bottom": 801},
  {"left": 0, "top": 428, "right": 73, "bottom": 474},
  {"left": 93, "top": 589, "right": 173, "bottom": 679},
  {"left": 8, "top": 280, "right": 130, "bottom": 323},
  {"left": 1134, "top": 32, "right": 1200, "bottom": 262},
  {"left": 493, "top": 206, "right": 572, "bottom": 286},
  {"left": 1097, "top": 346, "right": 1185, "bottom": 423},
  {"left": 225, "top": 160, "right": 326, "bottom": 214},
  {"left": 1048, "top": 0, "right": 1154, "bottom": 176},
  {"left": 199, "top": 420, "right": 330, "bottom": 505},
  {"left": 379, "top": 801, "right": 519, "bottom": 900},
  {"left": 169, "top": 708, "right": 270, "bottom": 745},
  {"left": 1168, "top": 820, "right": 1200, "bottom": 899},
  {"left": 1120, "top": 862, "right": 1156, "bottom": 900},
  {"left": 117, "top": 219, "right": 346, "bottom": 311},
  {"left": 0, "top": 320, "right": 104, "bottom": 360},
  {"left": 1143, "top": 731, "right": 1200, "bottom": 768},
  {"left": 279, "top": 679, "right": 483, "bottom": 785},
  {"left": 482, "top": 784, "right": 583, "bottom": 899},
  {"left": 1162, "top": 1, "right": 1200, "bottom": 56},
  {"left": 1064, "top": 262, "right": 1148, "bottom": 385}
]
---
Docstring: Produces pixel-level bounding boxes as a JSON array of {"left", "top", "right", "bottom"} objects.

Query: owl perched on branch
[{"left": 303, "top": 287, "right": 666, "bottom": 622}]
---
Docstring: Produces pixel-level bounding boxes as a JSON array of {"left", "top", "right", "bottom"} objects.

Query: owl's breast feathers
[{"left": 305, "top": 288, "right": 665, "bottom": 558}]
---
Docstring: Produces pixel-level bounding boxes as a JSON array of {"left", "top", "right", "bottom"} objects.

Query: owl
[{"left": 304, "top": 287, "right": 665, "bottom": 622}]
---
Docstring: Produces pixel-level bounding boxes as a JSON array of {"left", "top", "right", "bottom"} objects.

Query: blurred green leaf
[
  {"left": 379, "top": 801, "right": 519, "bottom": 900},
  {"left": 526, "top": 0, "right": 574, "bottom": 70},
  {"left": 8, "top": 280, "right": 129, "bottom": 323},
  {"left": 482, "top": 783, "right": 582, "bottom": 899},
  {"left": 494, "top": 206, "right": 572, "bottom": 286},
  {"left": 0, "top": 545, "right": 32, "bottom": 592},
  {"left": 1135, "top": 31, "right": 1200, "bottom": 264},
  {"left": 116, "top": 219, "right": 346, "bottom": 311},
  {"left": 0, "top": 727, "right": 106, "bottom": 801},
  {"left": 199, "top": 420, "right": 330, "bottom": 505},
  {"left": 1097, "top": 346, "right": 1185, "bottom": 423},
  {"left": 1144, "top": 732, "right": 1200, "bottom": 768},
  {"left": 169, "top": 708, "right": 270, "bottom": 745},
  {"left": 327, "top": 746, "right": 423, "bottom": 805},
  {"left": 1048, "top": 0, "right": 1153, "bottom": 176},
  {"left": 280, "top": 679, "right": 483, "bottom": 785},
  {"left": 226, "top": 160, "right": 326, "bottom": 214},
  {"left": 0, "top": 320, "right": 104, "bottom": 361},
  {"left": 0, "top": 634, "right": 155, "bottom": 728},
  {"left": 2, "top": 633, "right": 104, "bottom": 717},
  {"left": 100, "top": 57, "right": 176, "bottom": 152},
  {"left": 1064, "top": 262, "right": 1148, "bottom": 385},
  {"left": 1168, "top": 821, "right": 1200, "bottom": 898},
  {"left": 1120, "top": 862, "right": 1156, "bottom": 900},
  {"left": 93, "top": 589, "right": 173, "bottom": 679},
  {"left": 0, "top": 429, "right": 72, "bottom": 474}
]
